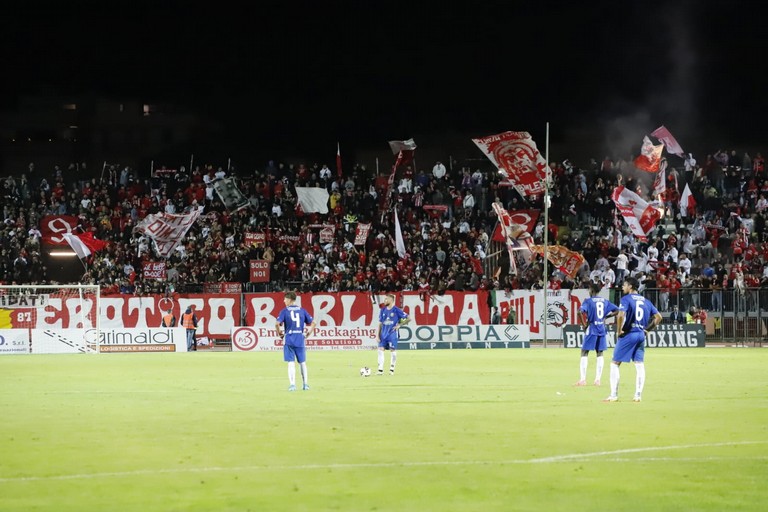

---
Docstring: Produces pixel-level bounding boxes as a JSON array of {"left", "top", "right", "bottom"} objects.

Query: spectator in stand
[
  {"left": 669, "top": 304, "right": 686, "bottom": 324},
  {"left": 678, "top": 252, "right": 692, "bottom": 276},
  {"left": 613, "top": 249, "right": 628, "bottom": 284},
  {"left": 432, "top": 160, "right": 447, "bottom": 181}
]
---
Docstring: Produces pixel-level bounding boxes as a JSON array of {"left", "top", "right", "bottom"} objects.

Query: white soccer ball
[{"left": 360, "top": 366, "right": 371, "bottom": 377}]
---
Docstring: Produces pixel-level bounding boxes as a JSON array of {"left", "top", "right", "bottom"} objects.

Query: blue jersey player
[
  {"left": 276, "top": 291, "right": 316, "bottom": 391},
  {"left": 377, "top": 293, "right": 410, "bottom": 375},
  {"left": 576, "top": 282, "right": 618, "bottom": 387},
  {"left": 604, "top": 277, "right": 662, "bottom": 402}
]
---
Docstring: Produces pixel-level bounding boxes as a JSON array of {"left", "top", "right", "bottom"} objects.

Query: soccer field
[{"left": 1, "top": 348, "right": 766, "bottom": 512}]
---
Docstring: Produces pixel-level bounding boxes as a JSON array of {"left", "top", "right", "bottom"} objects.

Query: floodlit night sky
[{"left": 2, "top": 0, "right": 765, "bottom": 163}]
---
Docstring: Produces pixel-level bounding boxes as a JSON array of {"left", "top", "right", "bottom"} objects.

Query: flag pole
[{"left": 543, "top": 122, "right": 550, "bottom": 348}]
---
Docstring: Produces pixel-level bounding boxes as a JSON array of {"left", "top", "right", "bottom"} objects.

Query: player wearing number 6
[
  {"left": 604, "top": 277, "right": 663, "bottom": 402},
  {"left": 576, "top": 282, "right": 618, "bottom": 387},
  {"left": 276, "top": 291, "right": 316, "bottom": 391}
]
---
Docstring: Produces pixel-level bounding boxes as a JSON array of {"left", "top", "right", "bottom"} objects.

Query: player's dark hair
[
  {"left": 589, "top": 282, "right": 602, "bottom": 295},
  {"left": 624, "top": 276, "right": 640, "bottom": 292}
]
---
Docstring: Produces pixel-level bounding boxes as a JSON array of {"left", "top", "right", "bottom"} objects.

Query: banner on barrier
[
  {"left": 244, "top": 291, "right": 489, "bottom": 328},
  {"left": 230, "top": 325, "right": 379, "bottom": 352},
  {"left": 494, "top": 289, "right": 610, "bottom": 340},
  {"left": 0, "top": 329, "right": 31, "bottom": 354},
  {"left": 29, "top": 327, "right": 188, "bottom": 354},
  {"left": 561, "top": 324, "right": 706, "bottom": 348},
  {"left": 3, "top": 294, "right": 241, "bottom": 340},
  {"left": 231, "top": 324, "right": 530, "bottom": 352},
  {"left": 397, "top": 324, "right": 530, "bottom": 350}
]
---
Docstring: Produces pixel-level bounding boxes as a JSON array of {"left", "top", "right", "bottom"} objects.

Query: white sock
[
  {"left": 287, "top": 362, "right": 296, "bottom": 386},
  {"left": 610, "top": 363, "right": 620, "bottom": 398},
  {"left": 579, "top": 356, "right": 588, "bottom": 381},
  {"left": 390, "top": 351, "right": 397, "bottom": 370},
  {"left": 378, "top": 350, "right": 384, "bottom": 371},
  {"left": 635, "top": 363, "right": 645, "bottom": 396},
  {"left": 596, "top": 356, "right": 604, "bottom": 382},
  {"left": 300, "top": 362, "right": 308, "bottom": 385}
]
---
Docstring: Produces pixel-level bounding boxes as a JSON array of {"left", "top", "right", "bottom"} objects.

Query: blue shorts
[
  {"left": 283, "top": 344, "right": 307, "bottom": 363},
  {"left": 379, "top": 334, "right": 398, "bottom": 350},
  {"left": 582, "top": 334, "right": 607, "bottom": 352},
  {"left": 612, "top": 331, "right": 645, "bottom": 363}
]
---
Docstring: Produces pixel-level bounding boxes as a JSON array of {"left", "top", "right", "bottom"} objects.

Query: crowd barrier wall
[{"left": 0, "top": 289, "right": 764, "bottom": 349}]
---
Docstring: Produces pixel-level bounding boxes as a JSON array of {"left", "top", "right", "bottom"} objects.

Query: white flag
[
  {"left": 394, "top": 208, "right": 406, "bottom": 258},
  {"left": 680, "top": 183, "right": 696, "bottom": 217},
  {"left": 652, "top": 164, "right": 667, "bottom": 198},
  {"left": 62, "top": 232, "right": 91, "bottom": 259},
  {"left": 295, "top": 187, "right": 330, "bottom": 214},
  {"left": 133, "top": 206, "right": 204, "bottom": 259}
]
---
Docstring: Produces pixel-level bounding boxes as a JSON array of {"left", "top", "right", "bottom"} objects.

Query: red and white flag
[
  {"left": 472, "top": 131, "right": 547, "bottom": 197},
  {"left": 530, "top": 245, "right": 585, "bottom": 279},
  {"left": 133, "top": 206, "right": 204, "bottom": 259},
  {"left": 491, "top": 209, "right": 540, "bottom": 242},
  {"left": 336, "top": 142, "right": 343, "bottom": 179},
  {"left": 492, "top": 202, "right": 534, "bottom": 273},
  {"left": 680, "top": 183, "right": 696, "bottom": 217},
  {"left": 611, "top": 186, "right": 661, "bottom": 240},
  {"left": 62, "top": 232, "right": 107, "bottom": 259},
  {"left": 354, "top": 223, "right": 371, "bottom": 246},
  {"left": 388, "top": 139, "right": 417, "bottom": 174},
  {"left": 384, "top": 139, "right": 417, "bottom": 212},
  {"left": 651, "top": 125, "right": 685, "bottom": 158},
  {"left": 39, "top": 215, "right": 79, "bottom": 245},
  {"left": 635, "top": 135, "right": 664, "bottom": 172},
  {"left": 388, "top": 138, "right": 417, "bottom": 158},
  {"left": 652, "top": 163, "right": 667, "bottom": 198},
  {"left": 634, "top": 135, "right": 665, "bottom": 172}
]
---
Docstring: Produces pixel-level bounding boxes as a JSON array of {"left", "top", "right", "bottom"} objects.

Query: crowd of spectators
[{"left": 2, "top": 147, "right": 768, "bottom": 315}]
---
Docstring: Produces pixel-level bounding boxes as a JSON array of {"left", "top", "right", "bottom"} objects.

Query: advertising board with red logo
[{"left": 493, "top": 288, "right": 609, "bottom": 340}]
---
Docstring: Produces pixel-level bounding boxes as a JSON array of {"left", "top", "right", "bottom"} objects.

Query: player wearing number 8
[
  {"left": 604, "top": 277, "right": 663, "bottom": 402},
  {"left": 576, "top": 282, "right": 618, "bottom": 387},
  {"left": 276, "top": 291, "right": 316, "bottom": 391}
]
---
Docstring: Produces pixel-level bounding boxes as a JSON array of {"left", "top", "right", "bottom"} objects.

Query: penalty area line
[{"left": 0, "top": 440, "right": 765, "bottom": 483}]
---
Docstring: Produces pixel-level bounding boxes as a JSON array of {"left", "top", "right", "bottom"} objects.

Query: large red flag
[
  {"left": 39, "top": 215, "right": 79, "bottom": 245},
  {"left": 472, "top": 131, "right": 547, "bottom": 197},
  {"left": 634, "top": 136, "right": 664, "bottom": 172},
  {"left": 77, "top": 231, "right": 109, "bottom": 253}
]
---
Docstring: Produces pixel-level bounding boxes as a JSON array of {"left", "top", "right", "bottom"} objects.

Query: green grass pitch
[{"left": 1, "top": 348, "right": 766, "bottom": 512}]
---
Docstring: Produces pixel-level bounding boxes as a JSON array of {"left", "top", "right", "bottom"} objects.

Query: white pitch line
[
  {"left": 527, "top": 440, "right": 766, "bottom": 463},
  {"left": 0, "top": 441, "right": 765, "bottom": 483}
]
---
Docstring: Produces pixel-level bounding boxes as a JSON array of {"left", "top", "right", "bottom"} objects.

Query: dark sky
[{"left": 3, "top": 1, "right": 766, "bottom": 163}]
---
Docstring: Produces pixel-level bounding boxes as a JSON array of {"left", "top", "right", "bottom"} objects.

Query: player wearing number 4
[
  {"left": 276, "top": 291, "right": 316, "bottom": 391},
  {"left": 377, "top": 293, "right": 410, "bottom": 375},
  {"left": 604, "top": 277, "right": 662, "bottom": 403},
  {"left": 576, "top": 282, "right": 619, "bottom": 387}
]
